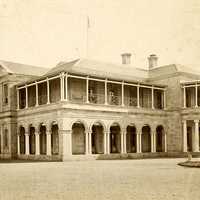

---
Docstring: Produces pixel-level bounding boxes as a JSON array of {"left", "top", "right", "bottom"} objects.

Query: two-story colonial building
[{"left": 0, "top": 54, "right": 200, "bottom": 161}]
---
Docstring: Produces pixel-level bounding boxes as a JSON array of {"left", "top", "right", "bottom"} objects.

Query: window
[{"left": 3, "top": 83, "right": 8, "bottom": 105}]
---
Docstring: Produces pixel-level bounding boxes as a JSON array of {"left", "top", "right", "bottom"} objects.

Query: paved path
[{"left": 0, "top": 158, "right": 199, "bottom": 200}]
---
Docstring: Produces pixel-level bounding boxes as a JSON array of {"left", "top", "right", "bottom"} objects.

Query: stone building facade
[{"left": 0, "top": 54, "right": 200, "bottom": 161}]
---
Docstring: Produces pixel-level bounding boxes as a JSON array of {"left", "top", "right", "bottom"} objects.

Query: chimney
[
  {"left": 148, "top": 54, "right": 158, "bottom": 69},
  {"left": 121, "top": 53, "right": 131, "bottom": 64}
]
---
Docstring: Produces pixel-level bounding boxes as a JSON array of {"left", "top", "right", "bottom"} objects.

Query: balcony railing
[
  {"left": 69, "top": 93, "right": 86, "bottom": 103},
  {"left": 108, "top": 95, "right": 121, "bottom": 106},
  {"left": 19, "top": 92, "right": 164, "bottom": 110},
  {"left": 124, "top": 97, "right": 137, "bottom": 107},
  {"left": 89, "top": 94, "right": 105, "bottom": 104}
]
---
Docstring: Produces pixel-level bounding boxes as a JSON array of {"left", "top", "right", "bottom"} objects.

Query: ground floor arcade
[{"left": 17, "top": 120, "right": 167, "bottom": 159}]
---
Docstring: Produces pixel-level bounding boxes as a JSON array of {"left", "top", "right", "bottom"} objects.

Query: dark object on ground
[{"left": 178, "top": 161, "right": 200, "bottom": 168}]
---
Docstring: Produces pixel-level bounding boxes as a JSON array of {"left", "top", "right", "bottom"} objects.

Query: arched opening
[
  {"left": 40, "top": 125, "right": 46, "bottom": 155},
  {"left": 141, "top": 125, "right": 151, "bottom": 152},
  {"left": 72, "top": 122, "right": 85, "bottom": 155},
  {"left": 126, "top": 125, "right": 136, "bottom": 153},
  {"left": 187, "top": 126, "right": 192, "bottom": 152},
  {"left": 110, "top": 123, "right": 121, "bottom": 153},
  {"left": 3, "top": 128, "right": 8, "bottom": 150},
  {"left": 51, "top": 123, "right": 59, "bottom": 155},
  {"left": 156, "top": 125, "right": 165, "bottom": 152},
  {"left": 91, "top": 122, "right": 104, "bottom": 154},
  {"left": 29, "top": 126, "right": 35, "bottom": 154},
  {"left": 19, "top": 126, "right": 25, "bottom": 154}
]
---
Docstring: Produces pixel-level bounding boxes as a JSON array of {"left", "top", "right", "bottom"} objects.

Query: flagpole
[{"left": 86, "top": 15, "right": 90, "bottom": 58}]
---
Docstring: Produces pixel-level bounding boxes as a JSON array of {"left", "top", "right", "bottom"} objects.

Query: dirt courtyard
[{"left": 0, "top": 158, "right": 199, "bottom": 200}]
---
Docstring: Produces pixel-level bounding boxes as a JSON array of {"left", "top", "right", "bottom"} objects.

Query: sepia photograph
[{"left": 0, "top": 0, "right": 200, "bottom": 199}]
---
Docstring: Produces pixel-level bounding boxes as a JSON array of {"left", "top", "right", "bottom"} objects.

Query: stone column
[
  {"left": 124, "top": 132, "right": 127, "bottom": 154},
  {"left": 121, "top": 82, "right": 124, "bottom": 106},
  {"left": 47, "top": 78, "right": 50, "bottom": 104},
  {"left": 62, "top": 130, "right": 72, "bottom": 158},
  {"left": 86, "top": 77, "right": 89, "bottom": 103},
  {"left": 153, "top": 132, "right": 156, "bottom": 152},
  {"left": 164, "top": 133, "right": 167, "bottom": 152},
  {"left": 88, "top": 132, "right": 92, "bottom": 154},
  {"left": 183, "top": 87, "right": 186, "bottom": 108},
  {"left": 182, "top": 120, "right": 187, "bottom": 152},
  {"left": 194, "top": 120, "right": 199, "bottom": 152},
  {"left": 35, "top": 83, "right": 39, "bottom": 107},
  {"left": 151, "top": 133, "right": 155, "bottom": 153},
  {"left": 139, "top": 133, "right": 142, "bottom": 153},
  {"left": 152, "top": 87, "right": 154, "bottom": 109},
  {"left": 85, "top": 132, "right": 89, "bottom": 154},
  {"left": 195, "top": 84, "right": 198, "bottom": 108},
  {"left": 137, "top": 85, "right": 140, "bottom": 108},
  {"left": 17, "top": 134, "right": 20, "bottom": 155},
  {"left": 120, "top": 132, "right": 124, "bottom": 153},
  {"left": 105, "top": 79, "right": 108, "bottom": 105},
  {"left": 104, "top": 132, "right": 107, "bottom": 154},
  {"left": 107, "top": 132, "right": 110, "bottom": 154},
  {"left": 25, "top": 133, "right": 30, "bottom": 155},
  {"left": 136, "top": 133, "right": 141, "bottom": 153},
  {"left": 46, "top": 131, "right": 52, "bottom": 156},
  {"left": 25, "top": 86, "right": 28, "bottom": 109},
  {"left": 35, "top": 132, "right": 40, "bottom": 155}
]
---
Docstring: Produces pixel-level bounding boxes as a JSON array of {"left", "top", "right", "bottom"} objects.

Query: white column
[
  {"left": 60, "top": 73, "right": 65, "bottom": 101},
  {"left": 25, "top": 86, "right": 28, "bottom": 109},
  {"left": 85, "top": 132, "right": 89, "bottom": 154},
  {"left": 65, "top": 73, "right": 68, "bottom": 101},
  {"left": 194, "top": 120, "right": 199, "bottom": 152},
  {"left": 25, "top": 133, "right": 30, "bottom": 155},
  {"left": 139, "top": 133, "right": 142, "bottom": 153},
  {"left": 105, "top": 79, "right": 108, "bottom": 105},
  {"left": 164, "top": 133, "right": 167, "bottom": 152},
  {"left": 88, "top": 132, "right": 92, "bottom": 154},
  {"left": 17, "top": 134, "right": 20, "bottom": 155},
  {"left": 182, "top": 120, "right": 187, "bottom": 152},
  {"left": 137, "top": 85, "right": 140, "bottom": 108},
  {"left": 163, "top": 90, "right": 166, "bottom": 109},
  {"left": 107, "top": 132, "right": 110, "bottom": 154},
  {"left": 47, "top": 78, "right": 50, "bottom": 104},
  {"left": 35, "top": 83, "right": 39, "bottom": 107},
  {"left": 124, "top": 132, "right": 127, "bottom": 154},
  {"left": 195, "top": 84, "right": 198, "bottom": 108},
  {"left": 120, "top": 132, "right": 124, "bottom": 153},
  {"left": 136, "top": 133, "right": 141, "bottom": 153},
  {"left": 46, "top": 131, "right": 51, "bottom": 156},
  {"left": 121, "top": 81, "right": 124, "bottom": 106},
  {"left": 17, "top": 89, "right": 20, "bottom": 110},
  {"left": 152, "top": 87, "right": 154, "bottom": 109},
  {"left": 86, "top": 77, "right": 89, "bottom": 103},
  {"left": 35, "top": 132, "right": 40, "bottom": 155},
  {"left": 62, "top": 130, "right": 72, "bottom": 157},
  {"left": 151, "top": 133, "right": 154, "bottom": 153},
  {"left": 183, "top": 87, "right": 186, "bottom": 108},
  {"left": 104, "top": 132, "right": 107, "bottom": 154}
]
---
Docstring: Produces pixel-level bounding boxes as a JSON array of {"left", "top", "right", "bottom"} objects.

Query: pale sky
[{"left": 1, "top": 0, "right": 200, "bottom": 69}]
